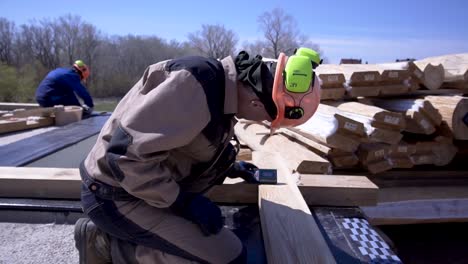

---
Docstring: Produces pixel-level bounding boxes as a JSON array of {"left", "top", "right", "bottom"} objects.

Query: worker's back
[
  {"left": 35, "top": 67, "right": 93, "bottom": 108},
  {"left": 36, "top": 68, "right": 79, "bottom": 100}
]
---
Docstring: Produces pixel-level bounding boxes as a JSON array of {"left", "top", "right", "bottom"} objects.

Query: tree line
[{"left": 0, "top": 8, "right": 324, "bottom": 102}]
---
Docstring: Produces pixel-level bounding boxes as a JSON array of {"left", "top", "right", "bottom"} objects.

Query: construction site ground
[{"left": 2, "top": 210, "right": 468, "bottom": 264}]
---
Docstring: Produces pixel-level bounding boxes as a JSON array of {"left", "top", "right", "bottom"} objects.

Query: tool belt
[{"left": 80, "top": 161, "right": 135, "bottom": 201}]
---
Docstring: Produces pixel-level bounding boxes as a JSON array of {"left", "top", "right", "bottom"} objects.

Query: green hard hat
[
  {"left": 295, "top": 48, "right": 321, "bottom": 67},
  {"left": 74, "top": 60, "right": 86, "bottom": 67}
]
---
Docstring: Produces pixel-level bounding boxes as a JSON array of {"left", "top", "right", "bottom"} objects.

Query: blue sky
[{"left": 1, "top": 0, "right": 467, "bottom": 63}]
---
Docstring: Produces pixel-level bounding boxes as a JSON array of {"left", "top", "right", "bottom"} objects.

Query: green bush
[{"left": 0, "top": 64, "right": 18, "bottom": 102}]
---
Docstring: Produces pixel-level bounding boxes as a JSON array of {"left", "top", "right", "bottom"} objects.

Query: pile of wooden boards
[
  {"left": 0, "top": 107, "right": 56, "bottom": 134},
  {"left": 0, "top": 104, "right": 85, "bottom": 134},
  {"left": 317, "top": 53, "right": 468, "bottom": 100},
  {"left": 258, "top": 94, "right": 468, "bottom": 174}
]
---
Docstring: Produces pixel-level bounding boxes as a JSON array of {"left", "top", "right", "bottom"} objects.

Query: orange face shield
[{"left": 270, "top": 53, "right": 321, "bottom": 133}]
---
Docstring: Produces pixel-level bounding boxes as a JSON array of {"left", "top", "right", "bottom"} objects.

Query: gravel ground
[
  {"left": 0, "top": 206, "right": 263, "bottom": 264},
  {"left": 0, "top": 223, "right": 78, "bottom": 264}
]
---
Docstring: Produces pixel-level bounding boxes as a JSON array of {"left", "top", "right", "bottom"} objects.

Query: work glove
[
  {"left": 228, "top": 161, "right": 259, "bottom": 183},
  {"left": 171, "top": 192, "right": 223, "bottom": 236},
  {"left": 82, "top": 104, "right": 93, "bottom": 117}
]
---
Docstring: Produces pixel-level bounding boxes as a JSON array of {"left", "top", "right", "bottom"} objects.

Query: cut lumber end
[
  {"left": 422, "top": 63, "right": 445, "bottom": 90},
  {"left": 453, "top": 98, "right": 468, "bottom": 140},
  {"left": 318, "top": 73, "right": 346, "bottom": 88},
  {"left": 320, "top": 88, "right": 345, "bottom": 100}
]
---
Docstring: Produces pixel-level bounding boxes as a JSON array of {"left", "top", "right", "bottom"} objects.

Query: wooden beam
[
  {"left": 413, "top": 60, "right": 445, "bottom": 90},
  {"left": 0, "top": 107, "right": 55, "bottom": 120},
  {"left": 0, "top": 167, "right": 81, "bottom": 199},
  {"left": 321, "top": 88, "right": 346, "bottom": 101},
  {"left": 289, "top": 104, "right": 365, "bottom": 152},
  {"left": 317, "top": 64, "right": 381, "bottom": 87},
  {"left": 357, "top": 143, "right": 393, "bottom": 174},
  {"left": 253, "top": 151, "right": 336, "bottom": 264},
  {"left": 417, "top": 53, "right": 468, "bottom": 84},
  {"left": 279, "top": 129, "right": 359, "bottom": 169},
  {"left": 290, "top": 110, "right": 362, "bottom": 152},
  {"left": 317, "top": 73, "right": 346, "bottom": 100},
  {"left": 0, "top": 117, "right": 54, "bottom": 134},
  {"left": 424, "top": 95, "right": 468, "bottom": 140},
  {"left": 0, "top": 102, "right": 40, "bottom": 111},
  {"left": 325, "top": 101, "right": 405, "bottom": 131},
  {"left": 378, "top": 186, "right": 468, "bottom": 203},
  {"left": 317, "top": 73, "right": 346, "bottom": 89},
  {"left": 298, "top": 174, "right": 378, "bottom": 206},
  {"left": 361, "top": 199, "right": 468, "bottom": 225},
  {"left": 0, "top": 167, "right": 378, "bottom": 207},
  {"left": 322, "top": 108, "right": 403, "bottom": 144},
  {"left": 234, "top": 122, "right": 332, "bottom": 174},
  {"left": 368, "top": 98, "right": 442, "bottom": 135}
]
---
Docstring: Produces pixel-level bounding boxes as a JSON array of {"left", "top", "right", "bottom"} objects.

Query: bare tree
[
  {"left": 188, "top": 24, "right": 238, "bottom": 59},
  {"left": 256, "top": 8, "right": 325, "bottom": 61},
  {"left": 20, "top": 19, "right": 61, "bottom": 69},
  {"left": 0, "top": 18, "right": 15, "bottom": 65},
  {"left": 241, "top": 39, "right": 269, "bottom": 58},
  {"left": 257, "top": 8, "right": 301, "bottom": 58},
  {"left": 55, "top": 14, "right": 82, "bottom": 65}
]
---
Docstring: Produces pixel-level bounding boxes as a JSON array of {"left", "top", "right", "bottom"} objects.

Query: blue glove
[
  {"left": 171, "top": 192, "right": 223, "bottom": 236},
  {"left": 228, "top": 161, "right": 259, "bottom": 183}
]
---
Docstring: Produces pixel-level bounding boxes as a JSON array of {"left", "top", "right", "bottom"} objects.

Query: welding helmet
[
  {"left": 270, "top": 47, "right": 321, "bottom": 132},
  {"left": 73, "top": 60, "right": 90, "bottom": 81}
]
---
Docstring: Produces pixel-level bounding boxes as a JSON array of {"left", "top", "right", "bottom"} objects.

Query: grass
[{"left": 93, "top": 98, "right": 120, "bottom": 112}]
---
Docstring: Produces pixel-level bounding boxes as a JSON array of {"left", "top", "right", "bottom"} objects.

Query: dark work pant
[{"left": 80, "top": 184, "right": 245, "bottom": 264}]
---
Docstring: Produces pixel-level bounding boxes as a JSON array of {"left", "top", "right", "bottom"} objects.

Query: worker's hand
[
  {"left": 171, "top": 192, "right": 223, "bottom": 236},
  {"left": 82, "top": 104, "right": 93, "bottom": 117},
  {"left": 228, "top": 161, "right": 258, "bottom": 183}
]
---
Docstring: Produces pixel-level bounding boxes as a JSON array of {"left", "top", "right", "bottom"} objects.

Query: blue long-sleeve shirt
[{"left": 35, "top": 68, "right": 94, "bottom": 108}]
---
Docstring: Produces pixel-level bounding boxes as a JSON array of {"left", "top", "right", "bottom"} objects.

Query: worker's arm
[
  {"left": 105, "top": 64, "right": 210, "bottom": 208},
  {"left": 67, "top": 73, "right": 94, "bottom": 107}
]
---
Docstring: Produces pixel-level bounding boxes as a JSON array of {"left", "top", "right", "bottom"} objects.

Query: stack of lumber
[
  {"left": 317, "top": 72, "right": 346, "bottom": 100},
  {"left": 280, "top": 106, "right": 364, "bottom": 169},
  {"left": 283, "top": 95, "right": 465, "bottom": 173},
  {"left": 316, "top": 64, "right": 382, "bottom": 98},
  {"left": 285, "top": 103, "right": 406, "bottom": 173},
  {"left": 364, "top": 98, "right": 442, "bottom": 135},
  {"left": 0, "top": 107, "right": 56, "bottom": 134},
  {"left": 315, "top": 54, "right": 468, "bottom": 101},
  {"left": 234, "top": 121, "right": 332, "bottom": 174},
  {"left": 279, "top": 129, "right": 360, "bottom": 169},
  {"left": 344, "top": 64, "right": 412, "bottom": 95},
  {"left": 378, "top": 61, "right": 422, "bottom": 92},
  {"left": 387, "top": 142, "right": 415, "bottom": 169},
  {"left": 325, "top": 101, "right": 405, "bottom": 132},
  {"left": 322, "top": 102, "right": 405, "bottom": 173},
  {"left": 361, "top": 97, "right": 460, "bottom": 167},
  {"left": 316, "top": 63, "right": 416, "bottom": 98}
]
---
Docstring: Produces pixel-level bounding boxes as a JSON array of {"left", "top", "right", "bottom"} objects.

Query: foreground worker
[
  {"left": 75, "top": 48, "right": 321, "bottom": 263},
  {"left": 35, "top": 60, "right": 94, "bottom": 116}
]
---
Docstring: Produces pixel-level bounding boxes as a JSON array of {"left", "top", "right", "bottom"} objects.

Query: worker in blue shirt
[{"left": 35, "top": 60, "right": 94, "bottom": 115}]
